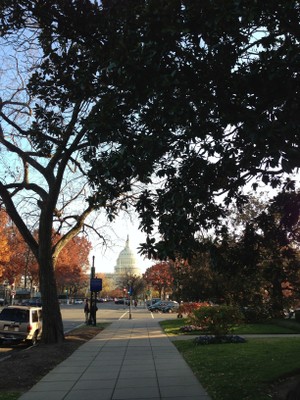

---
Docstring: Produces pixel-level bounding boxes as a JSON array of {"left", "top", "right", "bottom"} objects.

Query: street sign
[{"left": 90, "top": 278, "right": 102, "bottom": 292}]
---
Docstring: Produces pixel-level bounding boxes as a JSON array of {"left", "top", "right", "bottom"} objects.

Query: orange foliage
[
  {"left": 0, "top": 212, "right": 92, "bottom": 291},
  {"left": 55, "top": 235, "right": 92, "bottom": 288},
  {"left": 0, "top": 209, "right": 10, "bottom": 277},
  {"left": 4, "top": 226, "right": 32, "bottom": 286},
  {"left": 0, "top": 211, "right": 39, "bottom": 286}
]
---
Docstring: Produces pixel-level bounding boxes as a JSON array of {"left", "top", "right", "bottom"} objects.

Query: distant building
[
  {"left": 114, "top": 235, "right": 141, "bottom": 277},
  {"left": 97, "top": 236, "right": 142, "bottom": 292}
]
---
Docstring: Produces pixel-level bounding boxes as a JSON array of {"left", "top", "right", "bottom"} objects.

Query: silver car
[{"left": 0, "top": 305, "right": 42, "bottom": 345}]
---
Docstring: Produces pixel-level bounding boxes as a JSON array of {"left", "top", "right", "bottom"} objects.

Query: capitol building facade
[{"left": 114, "top": 236, "right": 141, "bottom": 278}]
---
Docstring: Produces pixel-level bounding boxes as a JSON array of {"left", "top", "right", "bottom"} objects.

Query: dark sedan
[{"left": 148, "top": 300, "right": 179, "bottom": 313}]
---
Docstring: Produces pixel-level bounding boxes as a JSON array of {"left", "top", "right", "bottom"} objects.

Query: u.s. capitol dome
[{"left": 114, "top": 236, "right": 141, "bottom": 277}]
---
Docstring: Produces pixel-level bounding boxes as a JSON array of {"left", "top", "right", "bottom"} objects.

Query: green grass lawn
[
  {"left": 160, "top": 318, "right": 300, "bottom": 400},
  {"left": 160, "top": 317, "right": 300, "bottom": 335},
  {"left": 0, "top": 394, "right": 19, "bottom": 400},
  {"left": 232, "top": 319, "right": 300, "bottom": 334},
  {"left": 174, "top": 338, "right": 300, "bottom": 400}
]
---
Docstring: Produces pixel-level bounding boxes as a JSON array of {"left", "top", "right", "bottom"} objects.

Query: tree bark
[
  {"left": 38, "top": 207, "right": 64, "bottom": 344},
  {"left": 38, "top": 245, "right": 64, "bottom": 344}
]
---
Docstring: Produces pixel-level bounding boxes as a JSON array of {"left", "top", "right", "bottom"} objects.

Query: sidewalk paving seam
[
  {"left": 148, "top": 321, "right": 163, "bottom": 399},
  {"left": 110, "top": 323, "right": 131, "bottom": 400}
]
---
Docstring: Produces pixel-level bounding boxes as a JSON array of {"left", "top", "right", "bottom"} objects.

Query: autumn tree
[
  {"left": 99, "top": 274, "right": 114, "bottom": 299},
  {"left": 0, "top": 214, "right": 92, "bottom": 296},
  {"left": 0, "top": 208, "right": 10, "bottom": 278},
  {"left": 4, "top": 224, "right": 29, "bottom": 288},
  {"left": 0, "top": 209, "right": 39, "bottom": 290},
  {"left": 144, "top": 262, "right": 173, "bottom": 299},
  {"left": 55, "top": 234, "right": 91, "bottom": 297}
]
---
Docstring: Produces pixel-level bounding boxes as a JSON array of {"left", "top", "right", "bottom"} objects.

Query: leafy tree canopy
[
  {"left": 1, "top": 0, "right": 299, "bottom": 262},
  {"left": 85, "top": 0, "right": 299, "bottom": 259}
]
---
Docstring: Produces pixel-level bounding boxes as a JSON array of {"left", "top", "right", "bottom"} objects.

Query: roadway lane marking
[{"left": 119, "top": 311, "right": 128, "bottom": 319}]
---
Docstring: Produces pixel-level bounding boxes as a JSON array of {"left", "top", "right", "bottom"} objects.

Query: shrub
[
  {"left": 194, "top": 335, "right": 246, "bottom": 345},
  {"left": 177, "top": 302, "right": 210, "bottom": 317},
  {"left": 179, "top": 325, "right": 204, "bottom": 333},
  {"left": 190, "top": 305, "right": 244, "bottom": 336}
]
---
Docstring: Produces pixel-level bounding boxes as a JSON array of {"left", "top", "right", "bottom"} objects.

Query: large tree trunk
[
  {"left": 38, "top": 212, "right": 65, "bottom": 344},
  {"left": 39, "top": 251, "right": 64, "bottom": 344}
]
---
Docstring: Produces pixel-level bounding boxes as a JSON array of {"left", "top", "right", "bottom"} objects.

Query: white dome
[{"left": 114, "top": 236, "right": 141, "bottom": 276}]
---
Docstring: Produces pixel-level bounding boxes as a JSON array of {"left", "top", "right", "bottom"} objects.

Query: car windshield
[{"left": 0, "top": 308, "right": 29, "bottom": 323}]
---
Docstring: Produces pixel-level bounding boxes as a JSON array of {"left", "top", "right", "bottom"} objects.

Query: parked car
[
  {"left": 146, "top": 298, "right": 161, "bottom": 307},
  {"left": 161, "top": 303, "right": 180, "bottom": 313},
  {"left": 74, "top": 299, "right": 83, "bottom": 304},
  {"left": 28, "top": 298, "right": 42, "bottom": 307},
  {"left": 0, "top": 305, "right": 42, "bottom": 345},
  {"left": 97, "top": 298, "right": 108, "bottom": 303},
  {"left": 18, "top": 298, "right": 42, "bottom": 307},
  {"left": 148, "top": 300, "right": 179, "bottom": 313},
  {"left": 115, "top": 298, "right": 130, "bottom": 305}
]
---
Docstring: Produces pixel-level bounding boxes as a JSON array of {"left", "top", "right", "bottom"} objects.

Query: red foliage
[
  {"left": 144, "top": 262, "right": 174, "bottom": 297},
  {"left": 0, "top": 211, "right": 92, "bottom": 292},
  {"left": 177, "top": 302, "right": 211, "bottom": 316}
]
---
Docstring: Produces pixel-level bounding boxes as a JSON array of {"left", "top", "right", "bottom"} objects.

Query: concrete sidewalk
[{"left": 19, "top": 313, "right": 211, "bottom": 400}]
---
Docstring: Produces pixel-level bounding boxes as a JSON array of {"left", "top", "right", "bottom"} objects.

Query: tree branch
[
  {"left": 0, "top": 182, "right": 38, "bottom": 256},
  {"left": 52, "top": 204, "right": 95, "bottom": 260}
]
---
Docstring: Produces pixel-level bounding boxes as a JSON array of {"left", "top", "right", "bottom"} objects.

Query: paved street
[{"left": 60, "top": 301, "right": 178, "bottom": 330}]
